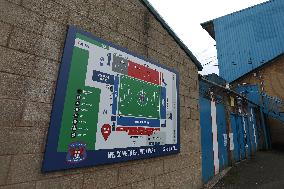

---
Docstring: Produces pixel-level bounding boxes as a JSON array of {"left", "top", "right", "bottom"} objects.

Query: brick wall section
[
  {"left": 232, "top": 55, "right": 284, "bottom": 100},
  {"left": 267, "top": 118, "right": 284, "bottom": 146},
  {"left": 0, "top": 0, "right": 202, "bottom": 188}
]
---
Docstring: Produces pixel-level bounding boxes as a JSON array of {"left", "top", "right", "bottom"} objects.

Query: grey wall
[{"left": 0, "top": 0, "right": 202, "bottom": 188}]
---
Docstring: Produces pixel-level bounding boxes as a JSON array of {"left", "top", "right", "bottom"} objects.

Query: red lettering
[{"left": 116, "top": 126, "right": 160, "bottom": 136}]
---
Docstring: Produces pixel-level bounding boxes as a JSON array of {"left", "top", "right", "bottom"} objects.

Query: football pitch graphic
[{"left": 42, "top": 26, "right": 180, "bottom": 172}]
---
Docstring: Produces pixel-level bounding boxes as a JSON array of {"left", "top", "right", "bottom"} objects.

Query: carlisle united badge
[{"left": 66, "top": 142, "right": 87, "bottom": 163}]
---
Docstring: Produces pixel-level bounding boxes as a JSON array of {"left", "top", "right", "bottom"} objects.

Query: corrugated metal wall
[
  {"left": 199, "top": 78, "right": 269, "bottom": 183},
  {"left": 236, "top": 84, "right": 284, "bottom": 122},
  {"left": 214, "top": 0, "right": 284, "bottom": 82},
  {"left": 236, "top": 84, "right": 284, "bottom": 148}
]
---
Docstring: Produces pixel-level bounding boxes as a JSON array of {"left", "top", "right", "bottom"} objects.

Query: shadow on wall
[{"left": 268, "top": 118, "right": 284, "bottom": 151}]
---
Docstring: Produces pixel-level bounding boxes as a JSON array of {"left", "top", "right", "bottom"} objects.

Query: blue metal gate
[
  {"left": 216, "top": 103, "right": 228, "bottom": 171},
  {"left": 249, "top": 107, "right": 259, "bottom": 153},
  {"left": 199, "top": 79, "right": 269, "bottom": 184},
  {"left": 230, "top": 113, "right": 240, "bottom": 162},
  {"left": 235, "top": 115, "right": 245, "bottom": 160},
  {"left": 200, "top": 97, "right": 214, "bottom": 183},
  {"left": 200, "top": 97, "right": 229, "bottom": 182},
  {"left": 244, "top": 115, "right": 252, "bottom": 157}
]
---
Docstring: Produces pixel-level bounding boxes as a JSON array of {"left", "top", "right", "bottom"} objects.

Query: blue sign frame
[{"left": 42, "top": 25, "right": 180, "bottom": 172}]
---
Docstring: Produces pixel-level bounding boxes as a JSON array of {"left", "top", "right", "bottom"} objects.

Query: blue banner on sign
[
  {"left": 117, "top": 116, "right": 160, "bottom": 127},
  {"left": 92, "top": 70, "right": 114, "bottom": 85},
  {"left": 112, "top": 76, "right": 119, "bottom": 115},
  {"left": 160, "top": 87, "right": 166, "bottom": 119}
]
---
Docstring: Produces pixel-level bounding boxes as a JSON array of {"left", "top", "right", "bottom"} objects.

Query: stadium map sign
[{"left": 42, "top": 26, "right": 180, "bottom": 172}]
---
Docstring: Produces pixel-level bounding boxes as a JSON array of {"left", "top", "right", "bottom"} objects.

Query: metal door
[
  {"left": 237, "top": 115, "right": 246, "bottom": 160},
  {"left": 230, "top": 113, "right": 240, "bottom": 162},
  {"left": 243, "top": 115, "right": 252, "bottom": 157},
  {"left": 216, "top": 103, "right": 228, "bottom": 171},
  {"left": 200, "top": 97, "right": 214, "bottom": 183},
  {"left": 249, "top": 107, "right": 258, "bottom": 153}
]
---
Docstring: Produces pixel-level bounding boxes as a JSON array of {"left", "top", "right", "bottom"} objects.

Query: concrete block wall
[
  {"left": 232, "top": 55, "right": 284, "bottom": 100},
  {"left": 0, "top": 0, "right": 202, "bottom": 188}
]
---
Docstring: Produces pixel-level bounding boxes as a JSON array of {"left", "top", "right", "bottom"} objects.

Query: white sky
[{"left": 147, "top": 0, "right": 268, "bottom": 75}]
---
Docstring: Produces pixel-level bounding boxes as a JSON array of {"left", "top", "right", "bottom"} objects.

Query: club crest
[{"left": 66, "top": 142, "right": 87, "bottom": 163}]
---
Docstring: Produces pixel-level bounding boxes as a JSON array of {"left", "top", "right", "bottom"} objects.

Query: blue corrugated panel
[
  {"left": 236, "top": 85, "right": 261, "bottom": 105},
  {"left": 200, "top": 97, "right": 214, "bottom": 183},
  {"left": 214, "top": 0, "right": 284, "bottom": 82},
  {"left": 203, "top": 73, "right": 227, "bottom": 86},
  {"left": 262, "top": 93, "right": 284, "bottom": 122},
  {"left": 230, "top": 114, "right": 240, "bottom": 161},
  {"left": 216, "top": 104, "right": 228, "bottom": 171}
]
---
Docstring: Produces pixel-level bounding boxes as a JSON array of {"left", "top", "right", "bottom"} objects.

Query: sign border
[{"left": 42, "top": 25, "right": 180, "bottom": 172}]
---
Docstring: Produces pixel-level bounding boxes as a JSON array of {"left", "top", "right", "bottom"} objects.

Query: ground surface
[{"left": 212, "top": 150, "right": 284, "bottom": 189}]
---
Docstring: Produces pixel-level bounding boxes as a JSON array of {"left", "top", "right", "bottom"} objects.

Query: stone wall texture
[
  {"left": 232, "top": 55, "right": 284, "bottom": 100},
  {"left": 0, "top": 0, "right": 202, "bottom": 188}
]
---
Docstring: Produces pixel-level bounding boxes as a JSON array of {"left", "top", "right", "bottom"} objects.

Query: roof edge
[
  {"left": 230, "top": 52, "right": 284, "bottom": 84},
  {"left": 141, "top": 0, "right": 203, "bottom": 71},
  {"left": 199, "top": 74, "right": 259, "bottom": 107},
  {"left": 200, "top": 20, "right": 213, "bottom": 28},
  {"left": 201, "top": 0, "right": 272, "bottom": 40},
  {"left": 200, "top": 20, "right": 215, "bottom": 40},
  {"left": 209, "top": 0, "right": 271, "bottom": 24}
]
